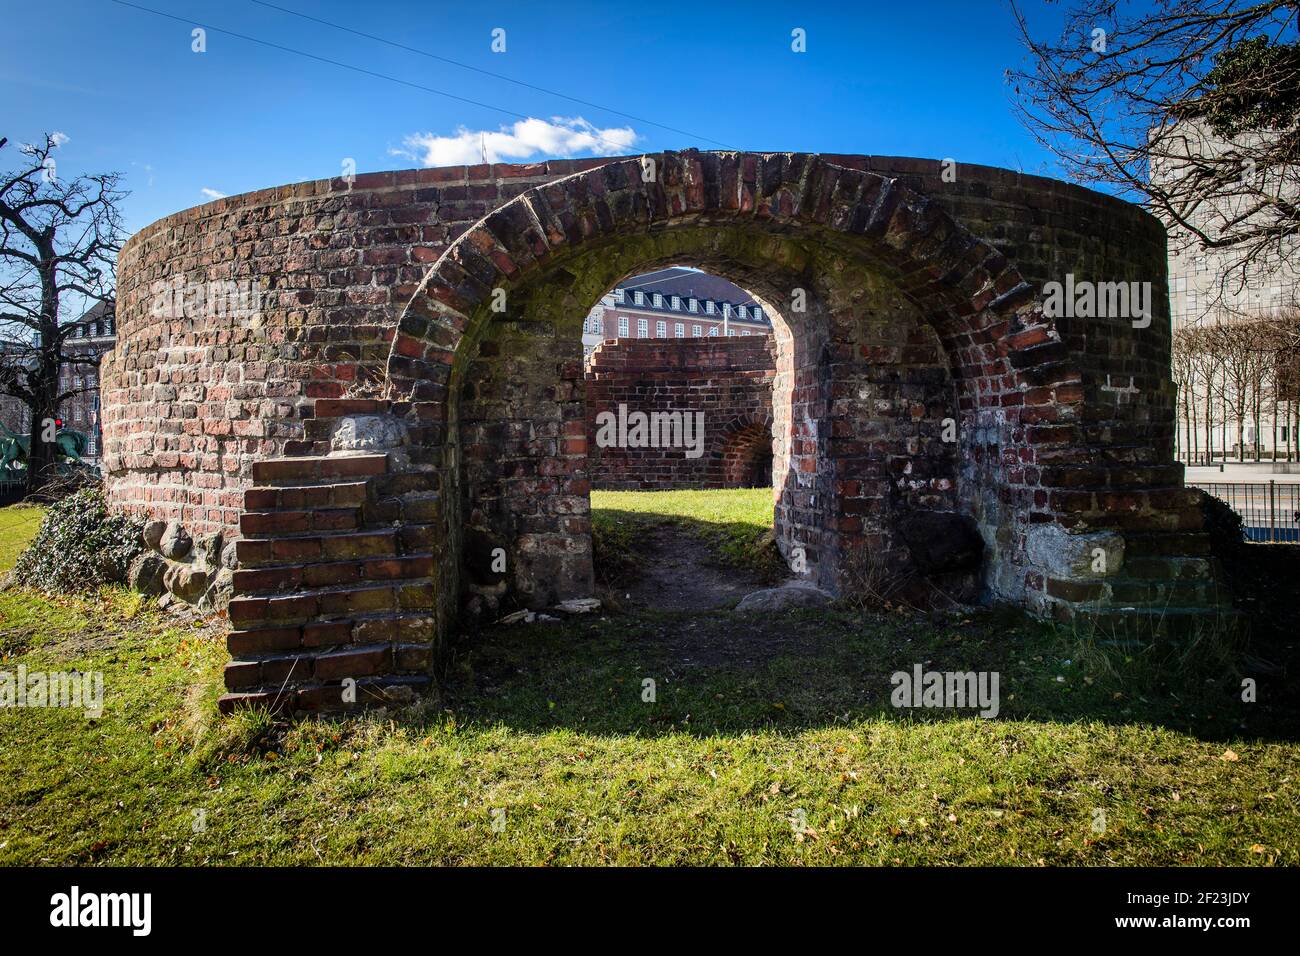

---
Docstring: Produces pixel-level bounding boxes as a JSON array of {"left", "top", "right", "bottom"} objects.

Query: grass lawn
[
  {"left": 0, "top": 493, "right": 1297, "bottom": 866},
  {"left": 591, "top": 487, "right": 783, "bottom": 584}
]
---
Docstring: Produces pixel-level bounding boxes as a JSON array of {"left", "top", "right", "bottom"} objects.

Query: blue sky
[{"left": 3, "top": 0, "right": 1070, "bottom": 235}]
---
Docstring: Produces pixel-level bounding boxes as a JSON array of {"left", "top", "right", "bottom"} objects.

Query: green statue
[{"left": 0, "top": 422, "right": 90, "bottom": 475}]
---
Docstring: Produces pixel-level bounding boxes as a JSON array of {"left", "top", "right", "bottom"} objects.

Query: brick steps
[
  {"left": 236, "top": 527, "right": 431, "bottom": 568},
  {"left": 243, "top": 481, "right": 370, "bottom": 511},
  {"left": 228, "top": 577, "right": 435, "bottom": 629},
  {"left": 250, "top": 453, "right": 388, "bottom": 485},
  {"left": 223, "top": 639, "right": 434, "bottom": 691},
  {"left": 219, "top": 675, "right": 432, "bottom": 715},
  {"left": 232, "top": 553, "right": 434, "bottom": 594},
  {"left": 239, "top": 506, "right": 363, "bottom": 536},
  {"left": 228, "top": 610, "right": 435, "bottom": 657},
  {"left": 1105, "top": 577, "right": 1233, "bottom": 609},
  {"left": 219, "top": 434, "right": 439, "bottom": 716}
]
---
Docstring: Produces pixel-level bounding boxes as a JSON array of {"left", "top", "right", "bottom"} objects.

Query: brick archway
[
  {"left": 719, "top": 415, "right": 775, "bottom": 488},
  {"left": 384, "top": 150, "right": 1065, "bottom": 617},
  {"left": 105, "top": 149, "right": 1222, "bottom": 712},
  {"left": 385, "top": 151, "right": 1051, "bottom": 405}
]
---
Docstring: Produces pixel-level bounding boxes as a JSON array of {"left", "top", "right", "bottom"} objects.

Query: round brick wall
[{"left": 106, "top": 151, "right": 1230, "bottom": 714}]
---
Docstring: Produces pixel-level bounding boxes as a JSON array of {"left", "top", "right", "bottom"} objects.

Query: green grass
[
  {"left": 591, "top": 488, "right": 783, "bottom": 583},
  {"left": 1, "top": 494, "right": 1297, "bottom": 866},
  {"left": 0, "top": 505, "right": 46, "bottom": 572}
]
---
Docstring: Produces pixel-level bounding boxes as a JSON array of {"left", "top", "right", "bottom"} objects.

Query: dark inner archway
[{"left": 453, "top": 224, "right": 968, "bottom": 615}]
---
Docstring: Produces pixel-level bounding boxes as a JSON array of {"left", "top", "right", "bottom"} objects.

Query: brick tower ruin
[{"left": 102, "top": 151, "right": 1231, "bottom": 713}]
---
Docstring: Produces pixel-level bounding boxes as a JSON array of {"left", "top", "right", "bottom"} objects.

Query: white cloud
[
  {"left": 49, "top": 131, "right": 70, "bottom": 147},
  {"left": 200, "top": 187, "right": 227, "bottom": 200},
  {"left": 394, "top": 116, "right": 638, "bottom": 168}
]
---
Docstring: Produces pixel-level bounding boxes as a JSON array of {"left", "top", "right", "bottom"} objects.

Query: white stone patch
[
  {"left": 1025, "top": 524, "right": 1125, "bottom": 580},
  {"left": 331, "top": 415, "right": 407, "bottom": 453}
]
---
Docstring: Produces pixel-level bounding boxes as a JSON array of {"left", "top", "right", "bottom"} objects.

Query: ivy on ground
[{"left": 10, "top": 487, "right": 145, "bottom": 593}]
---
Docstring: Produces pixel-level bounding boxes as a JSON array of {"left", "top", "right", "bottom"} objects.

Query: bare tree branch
[{"left": 0, "top": 133, "right": 126, "bottom": 492}]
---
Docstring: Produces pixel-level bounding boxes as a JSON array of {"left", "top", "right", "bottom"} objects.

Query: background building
[
  {"left": 0, "top": 301, "right": 115, "bottom": 468},
  {"left": 582, "top": 267, "right": 772, "bottom": 357},
  {"left": 1155, "top": 123, "right": 1299, "bottom": 462}
]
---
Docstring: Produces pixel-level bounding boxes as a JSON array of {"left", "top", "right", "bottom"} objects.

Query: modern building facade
[{"left": 1155, "top": 122, "right": 1299, "bottom": 461}]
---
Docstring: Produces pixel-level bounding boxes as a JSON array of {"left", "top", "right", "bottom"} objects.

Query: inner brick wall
[{"left": 584, "top": 336, "right": 776, "bottom": 490}]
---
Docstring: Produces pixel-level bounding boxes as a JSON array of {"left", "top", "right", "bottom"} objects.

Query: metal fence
[{"left": 1188, "top": 481, "right": 1300, "bottom": 543}]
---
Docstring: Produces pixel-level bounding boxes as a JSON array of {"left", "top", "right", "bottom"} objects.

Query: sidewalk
[{"left": 1184, "top": 463, "right": 1300, "bottom": 485}]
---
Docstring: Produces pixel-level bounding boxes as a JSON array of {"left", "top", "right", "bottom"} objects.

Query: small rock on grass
[
  {"left": 735, "top": 581, "right": 833, "bottom": 613},
  {"left": 554, "top": 597, "right": 601, "bottom": 615}
]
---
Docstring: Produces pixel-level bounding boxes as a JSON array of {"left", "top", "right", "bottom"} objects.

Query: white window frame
[
  {"left": 675, "top": 322, "right": 685, "bottom": 337},
  {"left": 656, "top": 320, "right": 667, "bottom": 338},
  {"left": 692, "top": 324, "right": 702, "bottom": 336},
  {"left": 618, "top": 316, "right": 629, "bottom": 337},
  {"left": 706, "top": 301, "right": 715, "bottom": 314},
  {"left": 634, "top": 291, "right": 645, "bottom": 305},
  {"left": 637, "top": 318, "right": 648, "bottom": 338},
  {"left": 708, "top": 326, "right": 719, "bottom": 336}
]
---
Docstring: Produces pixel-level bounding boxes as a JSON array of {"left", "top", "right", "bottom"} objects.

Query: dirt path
[{"left": 616, "top": 524, "right": 767, "bottom": 612}]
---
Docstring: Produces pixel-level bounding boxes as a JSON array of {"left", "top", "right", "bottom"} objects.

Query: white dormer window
[
  {"left": 688, "top": 298, "right": 698, "bottom": 313},
  {"left": 737, "top": 305, "right": 748, "bottom": 320},
  {"left": 653, "top": 293, "right": 663, "bottom": 308},
  {"left": 705, "top": 301, "right": 715, "bottom": 314},
  {"left": 671, "top": 296, "right": 680, "bottom": 310},
  {"left": 751, "top": 306, "right": 763, "bottom": 322},
  {"left": 614, "top": 289, "right": 625, "bottom": 303},
  {"left": 634, "top": 291, "right": 645, "bottom": 306},
  {"left": 722, "top": 304, "right": 732, "bottom": 319}
]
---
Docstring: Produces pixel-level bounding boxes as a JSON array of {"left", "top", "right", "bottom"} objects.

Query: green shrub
[{"left": 10, "top": 487, "right": 145, "bottom": 593}]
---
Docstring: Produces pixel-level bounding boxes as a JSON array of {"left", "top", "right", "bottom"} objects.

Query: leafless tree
[
  {"left": 1173, "top": 310, "right": 1300, "bottom": 462},
  {"left": 1008, "top": 1, "right": 1300, "bottom": 306},
  {"left": 0, "top": 134, "right": 126, "bottom": 492},
  {"left": 1172, "top": 325, "right": 1199, "bottom": 459}
]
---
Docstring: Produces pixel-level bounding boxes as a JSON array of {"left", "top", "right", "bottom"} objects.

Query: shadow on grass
[{"left": 437, "top": 602, "right": 1300, "bottom": 745}]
